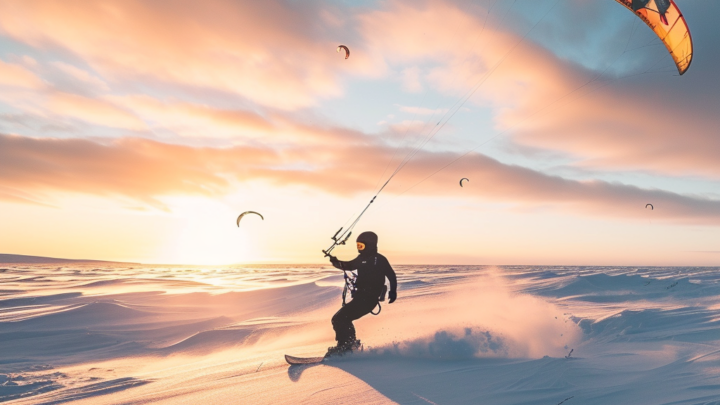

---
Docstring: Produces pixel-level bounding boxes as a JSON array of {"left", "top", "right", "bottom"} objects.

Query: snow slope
[{"left": 2, "top": 262, "right": 720, "bottom": 404}]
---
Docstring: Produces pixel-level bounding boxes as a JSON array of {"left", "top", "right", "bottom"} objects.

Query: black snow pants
[{"left": 331, "top": 294, "right": 378, "bottom": 345}]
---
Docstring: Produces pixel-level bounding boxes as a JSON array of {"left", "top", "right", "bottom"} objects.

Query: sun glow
[{"left": 157, "top": 197, "right": 256, "bottom": 265}]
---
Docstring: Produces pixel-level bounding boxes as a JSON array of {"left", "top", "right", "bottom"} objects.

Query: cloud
[
  {"left": 2, "top": 0, "right": 716, "bottom": 179},
  {"left": 356, "top": 0, "right": 720, "bottom": 183},
  {"left": 49, "top": 61, "right": 110, "bottom": 93},
  {"left": 107, "top": 95, "right": 275, "bottom": 138},
  {"left": 0, "top": 0, "right": 385, "bottom": 110},
  {"left": 2, "top": 132, "right": 719, "bottom": 225},
  {"left": 396, "top": 104, "right": 449, "bottom": 116},
  {"left": 0, "top": 184, "right": 53, "bottom": 207},
  {"left": 0, "top": 59, "right": 45, "bottom": 89},
  {"left": 402, "top": 152, "right": 720, "bottom": 225},
  {"left": 400, "top": 66, "right": 423, "bottom": 93},
  {"left": 49, "top": 93, "right": 146, "bottom": 130},
  {"left": 0, "top": 133, "right": 275, "bottom": 205},
  {"left": 505, "top": 76, "right": 720, "bottom": 179},
  {"left": 1, "top": 0, "right": 719, "bottom": 227},
  {"left": 0, "top": 60, "right": 142, "bottom": 131},
  {"left": 358, "top": 0, "right": 531, "bottom": 99}
]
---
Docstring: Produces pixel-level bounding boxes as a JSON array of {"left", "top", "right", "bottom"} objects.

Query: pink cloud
[
  {"left": 356, "top": 0, "right": 720, "bottom": 181},
  {"left": 50, "top": 61, "right": 110, "bottom": 92},
  {"left": 399, "top": 152, "right": 720, "bottom": 225},
  {"left": 505, "top": 80, "right": 720, "bottom": 179},
  {"left": 0, "top": 0, "right": 384, "bottom": 110},
  {"left": 107, "top": 95, "right": 275, "bottom": 138},
  {"left": 2, "top": 132, "right": 719, "bottom": 225},
  {"left": 0, "top": 134, "right": 275, "bottom": 206},
  {"left": 49, "top": 92, "right": 146, "bottom": 130},
  {"left": 0, "top": 60, "right": 45, "bottom": 89},
  {"left": 1, "top": 0, "right": 718, "bottom": 227}
]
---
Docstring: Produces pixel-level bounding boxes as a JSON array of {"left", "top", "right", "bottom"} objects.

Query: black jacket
[{"left": 333, "top": 253, "right": 397, "bottom": 298}]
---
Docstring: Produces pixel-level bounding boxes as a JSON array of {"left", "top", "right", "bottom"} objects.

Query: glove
[
  {"left": 388, "top": 290, "right": 397, "bottom": 303},
  {"left": 329, "top": 255, "right": 340, "bottom": 268}
]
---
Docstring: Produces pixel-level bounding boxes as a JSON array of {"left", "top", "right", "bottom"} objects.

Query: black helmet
[{"left": 356, "top": 231, "right": 378, "bottom": 254}]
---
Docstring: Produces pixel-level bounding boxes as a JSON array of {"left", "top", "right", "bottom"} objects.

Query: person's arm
[
  {"left": 329, "top": 255, "right": 359, "bottom": 271},
  {"left": 381, "top": 256, "right": 398, "bottom": 303}
]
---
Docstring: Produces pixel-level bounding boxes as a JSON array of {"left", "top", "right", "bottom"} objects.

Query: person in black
[{"left": 327, "top": 231, "right": 397, "bottom": 355}]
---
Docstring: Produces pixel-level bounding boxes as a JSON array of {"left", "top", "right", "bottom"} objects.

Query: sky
[{"left": 1, "top": 0, "right": 719, "bottom": 266}]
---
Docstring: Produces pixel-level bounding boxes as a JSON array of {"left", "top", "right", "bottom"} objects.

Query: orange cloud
[
  {"left": 2, "top": 132, "right": 719, "bottom": 225},
  {"left": 107, "top": 95, "right": 275, "bottom": 138},
  {"left": 50, "top": 61, "right": 110, "bottom": 92},
  {"left": 357, "top": 0, "right": 720, "bottom": 182},
  {"left": 0, "top": 60, "right": 44, "bottom": 89},
  {"left": 0, "top": 0, "right": 384, "bottom": 110},
  {"left": 0, "top": 134, "right": 275, "bottom": 207},
  {"left": 506, "top": 81, "right": 720, "bottom": 179},
  {"left": 1, "top": 0, "right": 718, "bottom": 227},
  {"left": 49, "top": 93, "right": 146, "bottom": 130},
  {"left": 398, "top": 152, "right": 720, "bottom": 225}
]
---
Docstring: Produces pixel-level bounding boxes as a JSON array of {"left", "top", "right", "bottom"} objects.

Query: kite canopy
[
  {"left": 236, "top": 211, "right": 264, "bottom": 227},
  {"left": 615, "top": 0, "right": 692, "bottom": 75},
  {"left": 337, "top": 45, "right": 350, "bottom": 59},
  {"left": 646, "top": 203, "right": 654, "bottom": 210},
  {"left": 459, "top": 178, "right": 469, "bottom": 187}
]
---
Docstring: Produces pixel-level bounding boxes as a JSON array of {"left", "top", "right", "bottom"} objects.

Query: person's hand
[
  {"left": 329, "top": 255, "right": 340, "bottom": 267},
  {"left": 388, "top": 290, "right": 397, "bottom": 303}
]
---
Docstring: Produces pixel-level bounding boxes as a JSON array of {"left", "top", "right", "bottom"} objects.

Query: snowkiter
[{"left": 327, "top": 231, "right": 397, "bottom": 356}]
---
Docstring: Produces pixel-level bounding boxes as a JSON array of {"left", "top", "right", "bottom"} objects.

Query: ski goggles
[{"left": 356, "top": 242, "right": 366, "bottom": 251}]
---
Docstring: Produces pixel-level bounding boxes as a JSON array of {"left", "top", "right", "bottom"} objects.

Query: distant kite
[
  {"left": 237, "top": 211, "right": 264, "bottom": 227},
  {"left": 337, "top": 45, "right": 350, "bottom": 59},
  {"left": 459, "top": 178, "right": 469, "bottom": 187},
  {"left": 646, "top": 204, "right": 654, "bottom": 210}
]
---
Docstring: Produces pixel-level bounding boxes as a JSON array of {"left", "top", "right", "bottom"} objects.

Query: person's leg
[
  {"left": 331, "top": 296, "right": 378, "bottom": 346},
  {"left": 331, "top": 304, "right": 355, "bottom": 345}
]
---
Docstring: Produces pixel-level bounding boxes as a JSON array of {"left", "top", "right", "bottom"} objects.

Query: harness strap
[
  {"left": 341, "top": 270, "right": 357, "bottom": 306},
  {"left": 370, "top": 301, "right": 381, "bottom": 315},
  {"left": 340, "top": 255, "right": 383, "bottom": 316}
]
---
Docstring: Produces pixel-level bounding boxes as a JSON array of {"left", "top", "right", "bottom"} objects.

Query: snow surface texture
[{"left": 1, "top": 263, "right": 720, "bottom": 404}]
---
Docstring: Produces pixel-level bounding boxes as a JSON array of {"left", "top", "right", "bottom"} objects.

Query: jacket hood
[{"left": 356, "top": 231, "right": 378, "bottom": 255}]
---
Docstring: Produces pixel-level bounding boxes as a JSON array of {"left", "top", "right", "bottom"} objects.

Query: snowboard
[{"left": 285, "top": 354, "right": 326, "bottom": 365}]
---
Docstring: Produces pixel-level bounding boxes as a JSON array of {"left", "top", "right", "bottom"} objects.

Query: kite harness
[
  {"left": 339, "top": 255, "right": 388, "bottom": 316},
  {"left": 341, "top": 269, "right": 357, "bottom": 307}
]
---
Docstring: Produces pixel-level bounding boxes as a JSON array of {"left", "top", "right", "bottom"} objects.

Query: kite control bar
[
  {"left": 322, "top": 227, "right": 352, "bottom": 257},
  {"left": 322, "top": 196, "right": 376, "bottom": 257}
]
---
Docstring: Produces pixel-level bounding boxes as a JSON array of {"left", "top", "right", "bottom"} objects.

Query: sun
[{"left": 155, "top": 197, "right": 256, "bottom": 265}]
